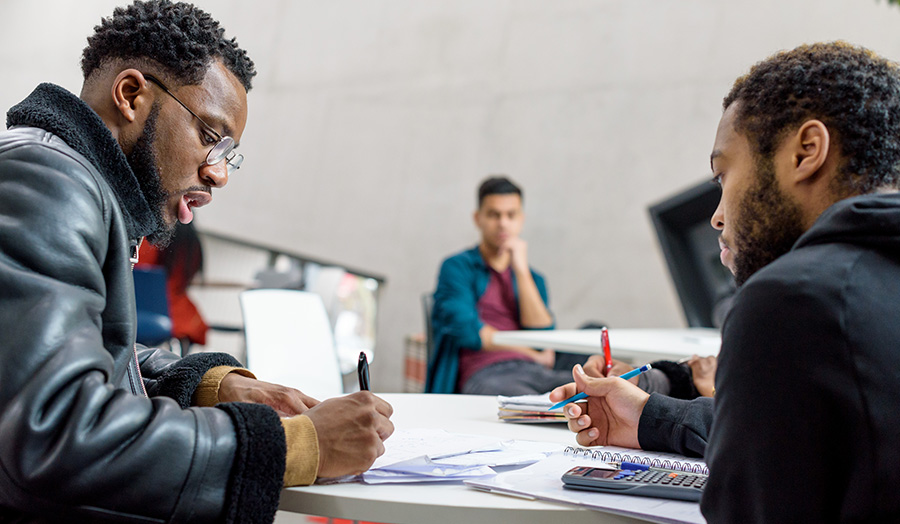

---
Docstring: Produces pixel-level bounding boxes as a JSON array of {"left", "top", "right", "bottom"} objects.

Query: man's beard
[
  {"left": 731, "top": 156, "right": 806, "bottom": 286},
  {"left": 127, "top": 105, "right": 176, "bottom": 248}
]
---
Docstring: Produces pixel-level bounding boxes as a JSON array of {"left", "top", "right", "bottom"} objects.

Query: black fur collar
[{"left": 6, "top": 83, "right": 160, "bottom": 240}]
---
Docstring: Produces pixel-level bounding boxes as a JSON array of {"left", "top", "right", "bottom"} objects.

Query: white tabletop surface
[
  {"left": 280, "top": 393, "right": 644, "bottom": 524},
  {"left": 492, "top": 328, "right": 722, "bottom": 363}
]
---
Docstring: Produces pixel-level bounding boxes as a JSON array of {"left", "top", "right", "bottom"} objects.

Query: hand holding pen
[
  {"left": 549, "top": 364, "right": 652, "bottom": 449},
  {"left": 549, "top": 363, "right": 652, "bottom": 410},
  {"left": 551, "top": 328, "right": 648, "bottom": 410}
]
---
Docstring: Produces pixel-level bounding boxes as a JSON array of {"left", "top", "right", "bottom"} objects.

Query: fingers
[
  {"left": 364, "top": 391, "right": 394, "bottom": 418},
  {"left": 565, "top": 403, "right": 589, "bottom": 433},
  {"left": 582, "top": 355, "right": 606, "bottom": 377},
  {"left": 573, "top": 364, "right": 589, "bottom": 389},
  {"left": 574, "top": 368, "right": 622, "bottom": 399},
  {"left": 300, "top": 392, "right": 321, "bottom": 408},
  {"left": 282, "top": 393, "right": 312, "bottom": 415},
  {"left": 549, "top": 382, "right": 577, "bottom": 402},
  {"left": 576, "top": 427, "right": 600, "bottom": 447},
  {"left": 377, "top": 418, "right": 395, "bottom": 442},
  {"left": 271, "top": 387, "right": 321, "bottom": 416}
]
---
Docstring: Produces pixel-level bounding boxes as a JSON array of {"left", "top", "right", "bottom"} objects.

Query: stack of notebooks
[{"left": 497, "top": 393, "right": 566, "bottom": 423}]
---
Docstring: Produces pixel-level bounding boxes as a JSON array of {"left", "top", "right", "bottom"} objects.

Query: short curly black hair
[
  {"left": 724, "top": 41, "right": 900, "bottom": 194},
  {"left": 81, "top": 0, "right": 256, "bottom": 92}
]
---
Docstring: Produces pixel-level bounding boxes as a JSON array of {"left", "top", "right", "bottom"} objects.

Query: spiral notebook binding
[{"left": 563, "top": 446, "right": 710, "bottom": 475}]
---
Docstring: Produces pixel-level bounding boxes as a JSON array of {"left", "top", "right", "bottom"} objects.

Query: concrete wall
[{"left": 3, "top": 0, "right": 900, "bottom": 392}]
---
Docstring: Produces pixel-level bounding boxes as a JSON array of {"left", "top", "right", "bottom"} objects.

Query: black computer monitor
[{"left": 648, "top": 180, "right": 735, "bottom": 328}]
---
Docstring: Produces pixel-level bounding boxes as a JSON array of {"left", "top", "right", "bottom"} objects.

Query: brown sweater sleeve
[
  {"left": 192, "top": 365, "right": 257, "bottom": 407},
  {"left": 281, "top": 415, "right": 320, "bottom": 486}
]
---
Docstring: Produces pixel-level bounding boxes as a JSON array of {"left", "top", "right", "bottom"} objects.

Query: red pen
[{"left": 602, "top": 327, "right": 613, "bottom": 376}]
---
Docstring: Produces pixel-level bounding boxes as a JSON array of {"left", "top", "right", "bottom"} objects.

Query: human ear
[
  {"left": 790, "top": 119, "right": 830, "bottom": 183},
  {"left": 110, "top": 69, "right": 151, "bottom": 123}
]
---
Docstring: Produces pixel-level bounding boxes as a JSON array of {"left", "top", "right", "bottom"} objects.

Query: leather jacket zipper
[
  {"left": 132, "top": 345, "right": 148, "bottom": 397},
  {"left": 130, "top": 236, "right": 147, "bottom": 396},
  {"left": 130, "top": 237, "right": 143, "bottom": 270}
]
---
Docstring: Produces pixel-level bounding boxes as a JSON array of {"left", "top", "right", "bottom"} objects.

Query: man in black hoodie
[{"left": 552, "top": 42, "right": 900, "bottom": 522}]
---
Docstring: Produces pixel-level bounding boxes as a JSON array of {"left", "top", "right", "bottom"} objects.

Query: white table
[
  {"left": 279, "top": 394, "right": 644, "bottom": 524},
  {"left": 492, "top": 328, "right": 721, "bottom": 363}
]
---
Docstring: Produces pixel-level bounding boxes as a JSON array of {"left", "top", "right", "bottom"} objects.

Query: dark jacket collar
[{"left": 6, "top": 83, "right": 160, "bottom": 240}]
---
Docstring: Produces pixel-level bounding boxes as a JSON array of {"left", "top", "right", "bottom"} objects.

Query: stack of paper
[
  {"left": 356, "top": 428, "right": 562, "bottom": 484},
  {"left": 497, "top": 393, "right": 566, "bottom": 423}
]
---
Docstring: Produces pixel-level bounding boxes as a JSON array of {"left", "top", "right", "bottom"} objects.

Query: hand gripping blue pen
[{"left": 549, "top": 364, "right": 653, "bottom": 410}]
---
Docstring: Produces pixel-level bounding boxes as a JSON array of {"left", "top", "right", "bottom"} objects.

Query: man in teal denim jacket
[{"left": 426, "top": 176, "right": 577, "bottom": 394}]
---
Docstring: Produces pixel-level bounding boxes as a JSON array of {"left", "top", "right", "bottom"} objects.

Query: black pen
[{"left": 358, "top": 351, "right": 370, "bottom": 391}]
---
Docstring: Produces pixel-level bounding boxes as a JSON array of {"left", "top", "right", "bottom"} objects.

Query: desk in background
[
  {"left": 492, "top": 328, "right": 721, "bottom": 364},
  {"left": 280, "top": 394, "right": 645, "bottom": 524}
]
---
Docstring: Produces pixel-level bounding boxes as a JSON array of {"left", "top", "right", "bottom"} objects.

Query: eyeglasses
[{"left": 143, "top": 74, "right": 243, "bottom": 175}]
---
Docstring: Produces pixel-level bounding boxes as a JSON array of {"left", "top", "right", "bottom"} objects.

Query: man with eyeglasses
[{"left": 0, "top": 2, "right": 393, "bottom": 523}]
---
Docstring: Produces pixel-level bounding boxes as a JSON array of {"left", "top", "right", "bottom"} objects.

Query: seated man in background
[
  {"left": 427, "top": 176, "right": 573, "bottom": 395},
  {"left": 427, "top": 175, "right": 718, "bottom": 397},
  {"left": 553, "top": 42, "right": 900, "bottom": 522}
]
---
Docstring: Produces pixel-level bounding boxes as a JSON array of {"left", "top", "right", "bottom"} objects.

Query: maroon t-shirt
[{"left": 457, "top": 265, "right": 532, "bottom": 389}]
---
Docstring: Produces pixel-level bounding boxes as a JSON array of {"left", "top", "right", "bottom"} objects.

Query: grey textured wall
[{"left": 3, "top": 0, "right": 900, "bottom": 392}]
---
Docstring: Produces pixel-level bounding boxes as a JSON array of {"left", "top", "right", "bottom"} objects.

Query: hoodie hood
[{"left": 795, "top": 191, "right": 900, "bottom": 256}]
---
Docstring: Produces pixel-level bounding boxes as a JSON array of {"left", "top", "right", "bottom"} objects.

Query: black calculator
[{"left": 562, "top": 466, "right": 706, "bottom": 502}]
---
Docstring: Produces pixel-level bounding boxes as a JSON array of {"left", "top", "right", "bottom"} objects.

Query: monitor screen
[{"left": 648, "top": 181, "right": 735, "bottom": 327}]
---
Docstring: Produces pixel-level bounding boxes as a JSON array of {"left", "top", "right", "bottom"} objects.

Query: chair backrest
[
  {"left": 239, "top": 289, "right": 343, "bottom": 399},
  {"left": 304, "top": 265, "right": 347, "bottom": 325},
  {"left": 132, "top": 265, "right": 173, "bottom": 346}
]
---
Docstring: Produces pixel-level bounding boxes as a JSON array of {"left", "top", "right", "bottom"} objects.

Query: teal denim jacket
[{"left": 425, "top": 246, "right": 553, "bottom": 393}]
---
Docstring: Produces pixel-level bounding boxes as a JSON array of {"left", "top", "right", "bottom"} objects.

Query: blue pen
[
  {"left": 617, "top": 461, "right": 650, "bottom": 471},
  {"left": 548, "top": 364, "right": 653, "bottom": 410}
]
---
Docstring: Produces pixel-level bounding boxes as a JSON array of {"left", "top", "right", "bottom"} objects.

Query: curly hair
[
  {"left": 724, "top": 41, "right": 900, "bottom": 194},
  {"left": 81, "top": 0, "right": 256, "bottom": 92}
]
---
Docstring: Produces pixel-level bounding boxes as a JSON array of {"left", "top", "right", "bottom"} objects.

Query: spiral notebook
[
  {"left": 566, "top": 445, "right": 709, "bottom": 475},
  {"left": 466, "top": 446, "right": 707, "bottom": 524}
]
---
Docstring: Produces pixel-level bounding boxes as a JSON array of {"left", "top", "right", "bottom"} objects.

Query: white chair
[{"left": 239, "top": 289, "right": 344, "bottom": 400}]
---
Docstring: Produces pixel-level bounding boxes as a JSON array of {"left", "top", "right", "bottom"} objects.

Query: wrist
[
  {"left": 511, "top": 260, "right": 530, "bottom": 275},
  {"left": 193, "top": 366, "right": 256, "bottom": 406}
]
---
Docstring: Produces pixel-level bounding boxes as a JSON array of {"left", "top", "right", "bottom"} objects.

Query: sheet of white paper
[
  {"left": 435, "top": 440, "right": 563, "bottom": 467},
  {"left": 362, "top": 465, "right": 496, "bottom": 484},
  {"left": 371, "top": 428, "right": 501, "bottom": 470}
]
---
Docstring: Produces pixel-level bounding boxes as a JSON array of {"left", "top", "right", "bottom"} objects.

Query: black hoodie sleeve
[{"left": 638, "top": 394, "right": 713, "bottom": 457}]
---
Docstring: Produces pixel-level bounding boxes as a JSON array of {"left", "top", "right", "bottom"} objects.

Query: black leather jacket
[{"left": 0, "top": 85, "right": 284, "bottom": 523}]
